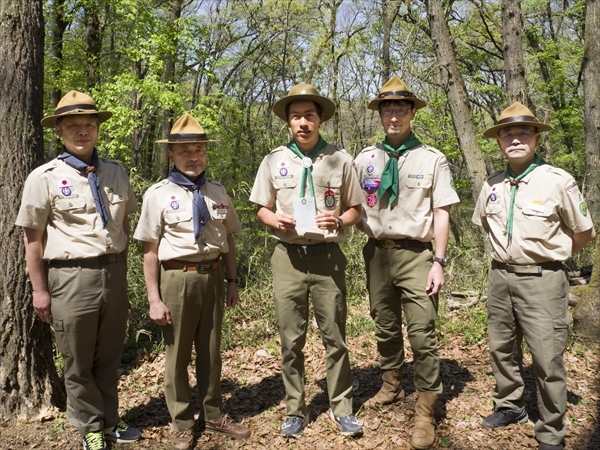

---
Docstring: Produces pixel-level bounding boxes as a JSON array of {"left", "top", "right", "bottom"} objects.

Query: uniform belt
[
  {"left": 492, "top": 260, "right": 563, "bottom": 275},
  {"left": 371, "top": 238, "right": 433, "bottom": 250},
  {"left": 48, "top": 253, "right": 120, "bottom": 268},
  {"left": 279, "top": 241, "right": 337, "bottom": 255},
  {"left": 162, "top": 258, "right": 220, "bottom": 273}
]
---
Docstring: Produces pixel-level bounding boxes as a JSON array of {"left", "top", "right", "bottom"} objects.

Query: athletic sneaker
[
  {"left": 82, "top": 431, "right": 107, "bottom": 450},
  {"left": 329, "top": 410, "right": 363, "bottom": 436},
  {"left": 103, "top": 420, "right": 141, "bottom": 443},
  {"left": 482, "top": 408, "right": 528, "bottom": 430},
  {"left": 281, "top": 414, "right": 309, "bottom": 438}
]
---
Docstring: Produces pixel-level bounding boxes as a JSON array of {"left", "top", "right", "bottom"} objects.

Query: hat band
[
  {"left": 53, "top": 103, "right": 99, "bottom": 115},
  {"left": 168, "top": 133, "right": 208, "bottom": 141},
  {"left": 495, "top": 115, "right": 539, "bottom": 125},
  {"left": 378, "top": 90, "right": 414, "bottom": 99}
]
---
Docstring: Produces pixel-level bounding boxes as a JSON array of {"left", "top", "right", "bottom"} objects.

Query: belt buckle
[
  {"left": 195, "top": 262, "right": 211, "bottom": 272},
  {"left": 381, "top": 239, "right": 395, "bottom": 250}
]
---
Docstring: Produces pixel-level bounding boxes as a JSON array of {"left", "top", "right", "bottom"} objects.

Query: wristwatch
[
  {"left": 432, "top": 256, "right": 447, "bottom": 267},
  {"left": 227, "top": 277, "right": 240, "bottom": 284},
  {"left": 336, "top": 217, "right": 344, "bottom": 230}
]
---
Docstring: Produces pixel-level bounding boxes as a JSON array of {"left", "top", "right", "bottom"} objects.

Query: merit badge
[
  {"left": 324, "top": 189, "right": 335, "bottom": 208},
  {"left": 279, "top": 167, "right": 288, "bottom": 177},
  {"left": 61, "top": 186, "right": 72, "bottom": 196},
  {"left": 302, "top": 157, "right": 312, "bottom": 168},
  {"left": 580, "top": 201, "right": 588, "bottom": 217},
  {"left": 366, "top": 193, "right": 378, "bottom": 208},
  {"left": 362, "top": 178, "right": 380, "bottom": 191},
  {"left": 366, "top": 164, "right": 375, "bottom": 175},
  {"left": 489, "top": 193, "right": 497, "bottom": 202}
]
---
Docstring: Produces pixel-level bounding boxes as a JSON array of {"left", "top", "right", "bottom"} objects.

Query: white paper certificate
[{"left": 293, "top": 197, "right": 317, "bottom": 229}]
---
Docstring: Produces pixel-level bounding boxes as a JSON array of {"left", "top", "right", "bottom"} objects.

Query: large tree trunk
[
  {"left": 381, "top": 0, "right": 402, "bottom": 81},
  {"left": 582, "top": 0, "right": 600, "bottom": 220},
  {"left": 425, "top": 0, "right": 487, "bottom": 204},
  {"left": 501, "top": 0, "right": 530, "bottom": 106},
  {"left": 573, "top": 238, "right": 600, "bottom": 341},
  {"left": 84, "top": 0, "right": 102, "bottom": 89},
  {"left": 0, "top": 0, "right": 65, "bottom": 418}
]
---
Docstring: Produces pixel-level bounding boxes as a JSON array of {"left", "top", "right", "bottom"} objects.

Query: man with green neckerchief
[
  {"left": 473, "top": 102, "right": 595, "bottom": 450},
  {"left": 354, "top": 76, "right": 459, "bottom": 449},
  {"left": 250, "top": 84, "right": 364, "bottom": 438}
]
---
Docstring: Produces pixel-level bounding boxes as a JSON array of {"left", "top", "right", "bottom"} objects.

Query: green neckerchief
[
  {"left": 505, "top": 154, "right": 544, "bottom": 239},
  {"left": 287, "top": 136, "right": 328, "bottom": 198},
  {"left": 377, "top": 132, "right": 422, "bottom": 204}
]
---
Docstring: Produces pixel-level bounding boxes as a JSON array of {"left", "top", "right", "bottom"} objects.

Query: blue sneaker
[
  {"left": 103, "top": 420, "right": 141, "bottom": 443},
  {"left": 281, "top": 414, "right": 309, "bottom": 438},
  {"left": 482, "top": 408, "right": 528, "bottom": 430},
  {"left": 82, "top": 431, "right": 107, "bottom": 450},
  {"left": 329, "top": 410, "right": 363, "bottom": 436}
]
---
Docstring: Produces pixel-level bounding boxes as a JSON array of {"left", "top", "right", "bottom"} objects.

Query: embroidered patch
[
  {"left": 324, "top": 189, "right": 335, "bottom": 208},
  {"left": 580, "top": 201, "right": 588, "bottom": 217},
  {"left": 366, "top": 164, "right": 375, "bottom": 175},
  {"left": 61, "top": 186, "right": 72, "bottom": 196},
  {"left": 169, "top": 195, "right": 180, "bottom": 210},
  {"left": 366, "top": 193, "right": 377, "bottom": 208},
  {"left": 489, "top": 193, "right": 497, "bottom": 202},
  {"left": 279, "top": 167, "right": 288, "bottom": 177},
  {"left": 438, "top": 158, "right": 449, "bottom": 168},
  {"left": 566, "top": 180, "right": 578, "bottom": 192},
  {"left": 361, "top": 178, "right": 380, "bottom": 191}
]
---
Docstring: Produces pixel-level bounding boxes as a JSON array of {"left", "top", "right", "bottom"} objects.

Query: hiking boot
[
  {"left": 82, "top": 431, "right": 107, "bottom": 450},
  {"left": 205, "top": 414, "right": 250, "bottom": 439},
  {"left": 171, "top": 428, "right": 193, "bottom": 450},
  {"left": 370, "top": 369, "right": 405, "bottom": 405},
  {"left": 281, "top": 415, "right": 309, "bottom": 438},
  {"left": 538, "top": 442, "right": 564, "bottom": 450},
  {"left": 103, "top": 420, "right": 141, "bottom": 443},
  {"left": 482, "top": 408, "right": 528, "bottom": 430},
  {"left": 411, "top": 391, "right": 437, "bottom": 449},
  {"left": 329, "top": 410, "right": 363, "bottom": 437}
]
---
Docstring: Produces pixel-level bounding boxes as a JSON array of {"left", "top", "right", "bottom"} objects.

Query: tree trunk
[
  {"left": 501, "top": 0, "right": 530, "bottom": 106},
  {"left": 381, "top": 0, "right": 402, "bottom": 81},
  {"left": 0, "top": 0, "right": 65, "bottom": 419},
  {"left": 582, "top": 0, "right": 600, "bottom": 220},
  {"left": 425, "top": 0, "right": 487, "bottom": 204},
  {"left": 573, "top": 237, "right": 600, "bottom": 341},
  {"left": 84, "top": 0, "right": 102, "bottom": 89}
]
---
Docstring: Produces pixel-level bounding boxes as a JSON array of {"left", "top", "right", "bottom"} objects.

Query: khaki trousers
[
  {"left": 160, "top": 264, "right": 225, "bottom": 432},
  {"left": 48, "top": 256, "right": 129, "bottom": 437},
  {"left": 363, "top": 239, "right": 442, "bottom": 395},
  {"left": 487, "top": 263, "right": 569, "bottom": 445},
  {"left": 272, "top": 243, "right": 353, "bottom": 419}
]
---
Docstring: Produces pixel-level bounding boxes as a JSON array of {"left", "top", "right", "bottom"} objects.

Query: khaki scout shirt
[
  {"left": 133, "top": 179, "right": 242, "bottom": 262},
  {"left": 249, "top": 143, "right": 363, "bottom": 245},
  {"left": 16, "top": 157, "right": 137, "bottom": 260},
  {"left": 354, "top": 144, "right": 460, "bottom": 241},
  {"left": 472, "top": 164, "right": 594, "bottom": 264}
]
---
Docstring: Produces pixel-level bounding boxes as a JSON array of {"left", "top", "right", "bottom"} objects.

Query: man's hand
[
  {"left": 226, "top": 283, "right": 240, "bottom": 308},
  {"left": 149, "top": 299, "right": 172, "bottom": 326},
  {"left": 276, "top": 212, "right": 296, "bottom": 232},
  {"left": 315, "top": 212, "right": 337, "bottom": 231},
  {"left": 426, "top": 263, "right": 445, "bottom": 295},
  {"left": 33, "top": 290, "right": 52, "bottom": 323}
]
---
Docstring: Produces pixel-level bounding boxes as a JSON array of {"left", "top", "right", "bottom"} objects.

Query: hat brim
[
  {"left": 367, "top": 96, "right": 427, "bottom": 111},
  {"left": 483, "top": 120, "right": 552, "bottom": 138},
  {"left": 41, "top": 110, "right": 112, "bottom": 128},
  {"left": 273, "top": 95, "right": 336, "bottom": 122},
  {"left": 156, "top": 138, "right": 219, "bottom": 144}
]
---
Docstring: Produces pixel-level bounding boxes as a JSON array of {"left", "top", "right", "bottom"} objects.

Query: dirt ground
[{"left": 1, "top": 316, "right": 599, "bottom": 450}]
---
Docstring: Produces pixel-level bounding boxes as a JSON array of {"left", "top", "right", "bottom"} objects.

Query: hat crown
[
  {"left": 287, "top": 83, "right": 321, "bottom": 98},
  {"left": 497, "top": 102, "right": 537, "bottom": 122},
  {"left": 379, "top": 76, "right": 410, "bottom": 95},
  {"left": 169, "top": 113, "right": 206, "bottom": 136},
  {"left": 55, "top": 90, "right": 97, "bottom": 111}
]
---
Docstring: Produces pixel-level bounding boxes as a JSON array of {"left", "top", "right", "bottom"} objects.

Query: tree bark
[
  {"left": 501, "top": 0, "right": 530, "bottom": 106},
  {"left": 381, "top": 0, "right": 402, "bottom": 81},
  {"left": 84, "top": 0, "right": 102, "bottom": 89},
  {"left": 582, "top": 0, "right": 600, "bottom": 220},
  {"left": 425, "top": 0, "right": 487, "bottom": 204},
  {"left": 0, "top": 0, "right": 65, "bottom": 419}
]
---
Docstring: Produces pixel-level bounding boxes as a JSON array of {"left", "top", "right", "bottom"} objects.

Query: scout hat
[
  {"left": 368, "top": 76, "right": 427, "bottom": 111},
  {"left": 156, "top": 113, "right": 218, "bottom": 143},
  {"left": 272, "top": 83, "right": 336, "bottom": 122},
  {"left": 483, "top": 102, "right": 552, "bottom": 138},
  {"left": 41, "top": 90, "right": 112, "bottom": 128}
]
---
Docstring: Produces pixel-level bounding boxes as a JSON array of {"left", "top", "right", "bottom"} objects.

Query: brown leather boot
[
  {"left": 411, "top": 391, "right": 437, "bottom": 449},
  {"left": 371, "top": 369, "right": 405, "bottom": 405}
]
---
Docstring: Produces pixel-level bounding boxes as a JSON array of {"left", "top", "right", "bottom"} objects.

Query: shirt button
[{"left": 69, "top": 202, "right": 73, "bottom": 207}]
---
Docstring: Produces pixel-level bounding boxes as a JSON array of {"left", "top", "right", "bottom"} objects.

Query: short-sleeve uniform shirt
[
  {"left": 133, "top": 179, "right": 242, "bottom": 261},
  {"left": 472, "top": 165, "right": 594, "bottom": 264},
  {"left": 250, "top": 143, "right": 363, "bottom": 245},
  {"left": 354, "top": 144, "right": 460, "bottom": 241},
  {"left": 16, "top": 157, "right": 137, "bottom": 259}
]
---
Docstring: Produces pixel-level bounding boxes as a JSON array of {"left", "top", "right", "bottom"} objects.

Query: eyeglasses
[
  {"left": 498, "top": 130, "right": 536, "bottom": 141},
  {"left": 380, "top": 108, "right": 411, "bottom": 117}
]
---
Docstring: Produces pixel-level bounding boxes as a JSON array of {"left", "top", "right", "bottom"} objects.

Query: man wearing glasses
[
  {"left": 473, "top": 103, "right": 595, "bottom": 450},
  {"left": 354, "top": 76, "right": 459, "bottom": 449}
]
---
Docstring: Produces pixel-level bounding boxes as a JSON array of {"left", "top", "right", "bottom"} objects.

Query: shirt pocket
[
  {"left": 54, "top": 197, "right": 86, "bottom": 212},
  {"left": 164, "top": 210, "right": 193, "bottom": 231},
  {"left": 315, "top": 174, "right": 342, "bottom": 210},
  {"left": 405, "top": 177, "right": 432, "bottom": 190},
  {"left": 209, "top": 201, "right": 230, "bottom": 221},
  {"left": 106, "top": 191, "right": 129, "bottom": 223},
  {"left": 519, "top": 205, "right": 554, "bottom": 240}
]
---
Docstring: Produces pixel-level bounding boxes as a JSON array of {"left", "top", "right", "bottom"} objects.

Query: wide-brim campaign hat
[
  {"left": 156, "top": 113, "right": 218, "bottom": 143},
  {"left": 272, "top": 83, "right": 336, "bottom": 122},
  {"left": 368, "top": 76, "right": 427, "bottom": 111},
  {"left": 484, "top": 102, "right": 552, "bottom": 138},
  {"left": 41, "top": 90, "right": 112, "bottom": 128}
]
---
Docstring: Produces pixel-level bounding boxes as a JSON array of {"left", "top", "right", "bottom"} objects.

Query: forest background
[{"left": 1, "top": 0, "right": 600, "bottom": 448}]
